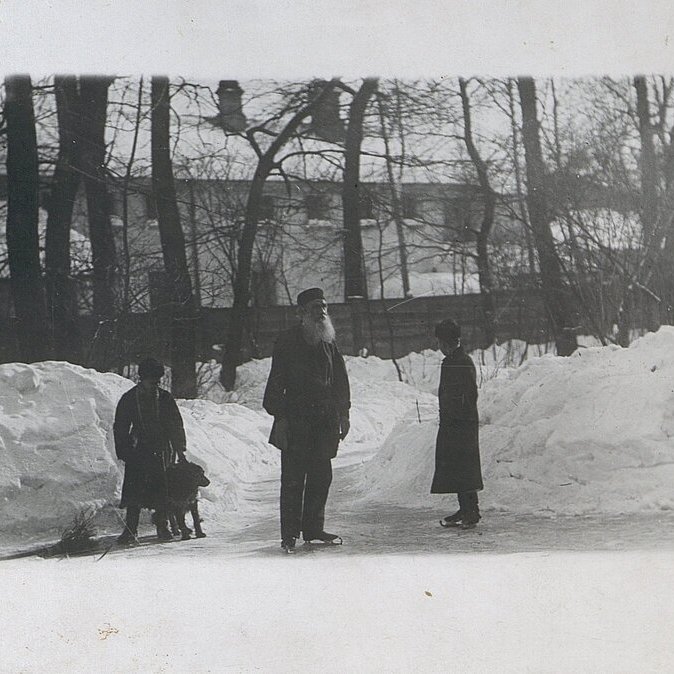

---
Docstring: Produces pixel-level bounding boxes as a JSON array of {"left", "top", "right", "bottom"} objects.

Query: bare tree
[
  {"left": 45, "top": 75, "right": 82, "bottom": 361},
  {"left": 5, "top": 74, "right": 52, "bottom": 361},
  {"left": 634, "top": 76, "right": 659, "bottom": 246},
  {"left": 342, "top": 78, "right": 378, "bottom": 352},
  {"left": 343, "top": 78, "right": 378, "bottom": 300},
  {"left": 79, "top": 75, "right": 118, "bottom": 368},
  {"left": 458, "top": 78, "right": 497, "bottom": 346},
  {"left": 375, "top": 83, "right": 411, "bottom": 298},
  {"left": 219, "top": 78, "right": 340, "bottom": 389},
  {"left": 517, "top": 76, "right": 578, "bottom": 356},
  {"left": 151, "top": 76, "right": 197, "bottom": 398}
]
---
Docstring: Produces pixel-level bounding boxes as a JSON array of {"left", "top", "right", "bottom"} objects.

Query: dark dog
[{"left": 166, "top": 460, "right": 211, "bottom": 540}]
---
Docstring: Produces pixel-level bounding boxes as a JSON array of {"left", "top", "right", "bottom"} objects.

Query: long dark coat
[
  {"left": 430, "top": 346, "right": 483, "bottom": 494},
  {"left": 263, "top": 325, "right": 350, "bottom": 459},
  {"left": 113, "top": 385, "right": 187, "bottom": 509}
]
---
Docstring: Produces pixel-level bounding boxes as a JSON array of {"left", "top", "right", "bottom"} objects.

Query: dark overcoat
[
  {"left": 113, "top": 385, "right": 187, "bottom": 509},
  {"left": 263, "top": 325, "right": 350, "bottom": 459},
  {"left": 430, "top": 346, "right": 483, "bottom": 494}
]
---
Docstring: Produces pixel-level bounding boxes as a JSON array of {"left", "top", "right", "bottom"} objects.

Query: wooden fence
[{"left": 0, "top": 288, "right": 553, "bottom": 366}]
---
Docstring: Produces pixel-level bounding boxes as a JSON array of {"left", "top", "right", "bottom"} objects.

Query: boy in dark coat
[
  {"left": 113, "top": 357, "right": 187, "bottom": 543},
  {"left": 431, "top": 319, "right": 484, "bottom": 529},
  {"left": 263, "top": 287, "right": 351, "bottom": 553}
]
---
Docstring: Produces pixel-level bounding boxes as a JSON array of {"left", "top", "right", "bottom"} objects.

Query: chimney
[
  {"left": 215, "top": 80, "right": 247, "bottom": 133},
  {"left": 307, "top": 79, "right": 344, "bottom": 143}
]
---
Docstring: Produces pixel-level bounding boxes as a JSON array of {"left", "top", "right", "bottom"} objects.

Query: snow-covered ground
[
  {"left": 3, "top": 329, "right": 674, "bottom": 671},
  {"left": 354, "top": 329, "right": 674, "bottom": 517}
]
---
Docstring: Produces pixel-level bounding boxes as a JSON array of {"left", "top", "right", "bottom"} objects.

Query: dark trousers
[
  {"left": 123, "top": 505, "right": 168, "bottom": 535},
  {"left": 123, "top": 505, "right": 141, "bottom": 534},
  {"left": 457, "top": 491, "right": 480, "bottom": 522},
  {"left": 280, "top": 450, "right": 333, "bottom": 541}
]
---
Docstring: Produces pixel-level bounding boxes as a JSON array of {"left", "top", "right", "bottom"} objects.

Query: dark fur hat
[
  {"left": 138, "top": 357, "right": 165, "bottom": 380},
  {"left": 435, "top": 318, "right": 461, "bottom": 342},
  {"left": 297, "top": 287, "right": 325, "bottom": 307}
]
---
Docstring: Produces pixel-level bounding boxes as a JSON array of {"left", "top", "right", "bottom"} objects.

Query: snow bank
[
  {"left": 0, "top": 362, "right": 278, "bottom": 541},
  {"left": 0, "top": 362, "right": 129, "bottom": 537},
  {"left": 200, "top": 354, "right": 438, "bottom": 466},
  {"left": 0, "top": 351, "right": 432, "bottom": 543},
  {"left": 356, "top": 327, "right": 674, "bottom": 516},
  {"left": 4, "top": 328, "right": 671, "bottom": 544}
]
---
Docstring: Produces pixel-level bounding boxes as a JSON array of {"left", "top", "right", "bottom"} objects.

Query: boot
[
  {"left": 461, "top": 511, "right": 481, "bottom": 529},
  {"left": 118, "top": 506, "right": 140, "bottom": 544},
  {"left": 281, "top": 537, "right": 296, "bottom": 554},
  {"left": 458, "top": 492, "right": 480, "bottom": 529},
  {"left": 440, "top": 510, "right": 462, "bottom": 527},
  {"left": 154, "top": 509, "right": 173, "bottom": 541},
  {"left": 303, "top": 531, "right": 343, "bottom": 544}
]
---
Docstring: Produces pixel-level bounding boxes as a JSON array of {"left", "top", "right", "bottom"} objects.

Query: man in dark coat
[
  {"left": 113, "top": 357, "right": 187, "bottom": 543},
  {"left": 431, "top": 319, "right": 484, "bottom": 529},
  {"left": 263, "top": 287, "right": 351, "bottom": 553}
]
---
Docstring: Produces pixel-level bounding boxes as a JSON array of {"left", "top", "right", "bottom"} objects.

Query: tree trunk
[
  {"left": 376, "top": 87, "right": 411, "bottom": 299},
  {"left": 459, "top": 78, "right": 497, "bottom": 347},
  {"left": 507, "top": 80, "right": 536, "bottom": 276},
  {"left": 219, "top": 79, "right": 340, "bottom": 389},
  {"left": 151, "top": 77, "right": 198, "bottom": 398},
  {"left": 5, "top": 74, "right": 52, "bottom": 362},
  {"left": 45, "top": 75, "right": 82, "bottom": 362},
  {"left": 634, "top": 76, "right": 658, "bottom": 246},
  {"left": 79, "top": 75, "right": 118, "bottom": 369},
  {"left": 517, "top": 77, "right": 578, "bottom": 356},
  {"left": 341, "top": 78, "right": 378, "bottom": 354},
  {"left": 634, "top": 76, "right": 669, "bottom": 328},
  {"left": 121, "top": 76, "right": 144, "bottom": 311},
  {"left": 343, "top": 78, "right": 378, "bottom": 301}
]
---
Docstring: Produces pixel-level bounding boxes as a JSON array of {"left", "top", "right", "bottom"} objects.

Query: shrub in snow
[{"left": 56, "top": 506, "right": 97, "bottom": 554}]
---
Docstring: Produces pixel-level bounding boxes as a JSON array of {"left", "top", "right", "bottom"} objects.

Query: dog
[{"left": 165, "top": 459, "right": 211, "bottom": 540}]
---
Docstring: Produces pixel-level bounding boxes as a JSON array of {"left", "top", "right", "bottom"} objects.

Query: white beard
[{"left": 302, "top": 314, "right": 336, "bottom": 345}]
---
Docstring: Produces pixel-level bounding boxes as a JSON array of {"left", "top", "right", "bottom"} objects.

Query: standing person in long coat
[
  {"left": 431, "top": 319, "right": 484, "bottom": 529},
  {"left": 113, "top": 357, "right": 187, "bottom": 543},
  {"left": 263, "top": 287, "right": 351, "bottom": 553}
]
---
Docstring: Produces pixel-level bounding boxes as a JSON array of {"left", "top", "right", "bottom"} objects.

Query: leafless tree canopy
[{"left": 1, "top": 74, "right": 673, "bottom": 383}]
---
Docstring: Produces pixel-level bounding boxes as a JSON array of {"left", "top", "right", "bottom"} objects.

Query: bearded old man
[
  {"left": 113, "top": 357, "right": 187, "bottom": 544},
  {"left": 263, "top": 287, "right": 351, "bottom": 553}
]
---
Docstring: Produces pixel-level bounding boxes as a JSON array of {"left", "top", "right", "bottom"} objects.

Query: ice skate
[
  {"left": 303, "top": 531, "right": 343, "bottom": 545},
  {"left": 116, "top": 529, "right": 139, "bottom": 546},
  {"left": 459, "top": 513, "right": 481, "bottom": 530},
  {"left": 281, "top": 537, "right": 296, "bottom": 554},
  {"left": 440, "top": 510, "right": 462, "bottom": 528}
]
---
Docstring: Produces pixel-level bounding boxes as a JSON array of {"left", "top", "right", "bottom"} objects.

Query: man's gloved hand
[{"left": 339, "top": 414, "right": 350, "bottom": 440}]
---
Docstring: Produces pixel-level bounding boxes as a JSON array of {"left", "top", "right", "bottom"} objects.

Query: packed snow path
[
  {"left": 225, "top": 465, "right": 674, "bottom": 557},
  {"left": 8, "top": 463, "right": 674, "bottom": 560},
  {"left": 2, "top": 466, "right": 674, "bottom": 674},
  {"left": 7, "top": 462, "right": 673, "bottom": 560}
]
